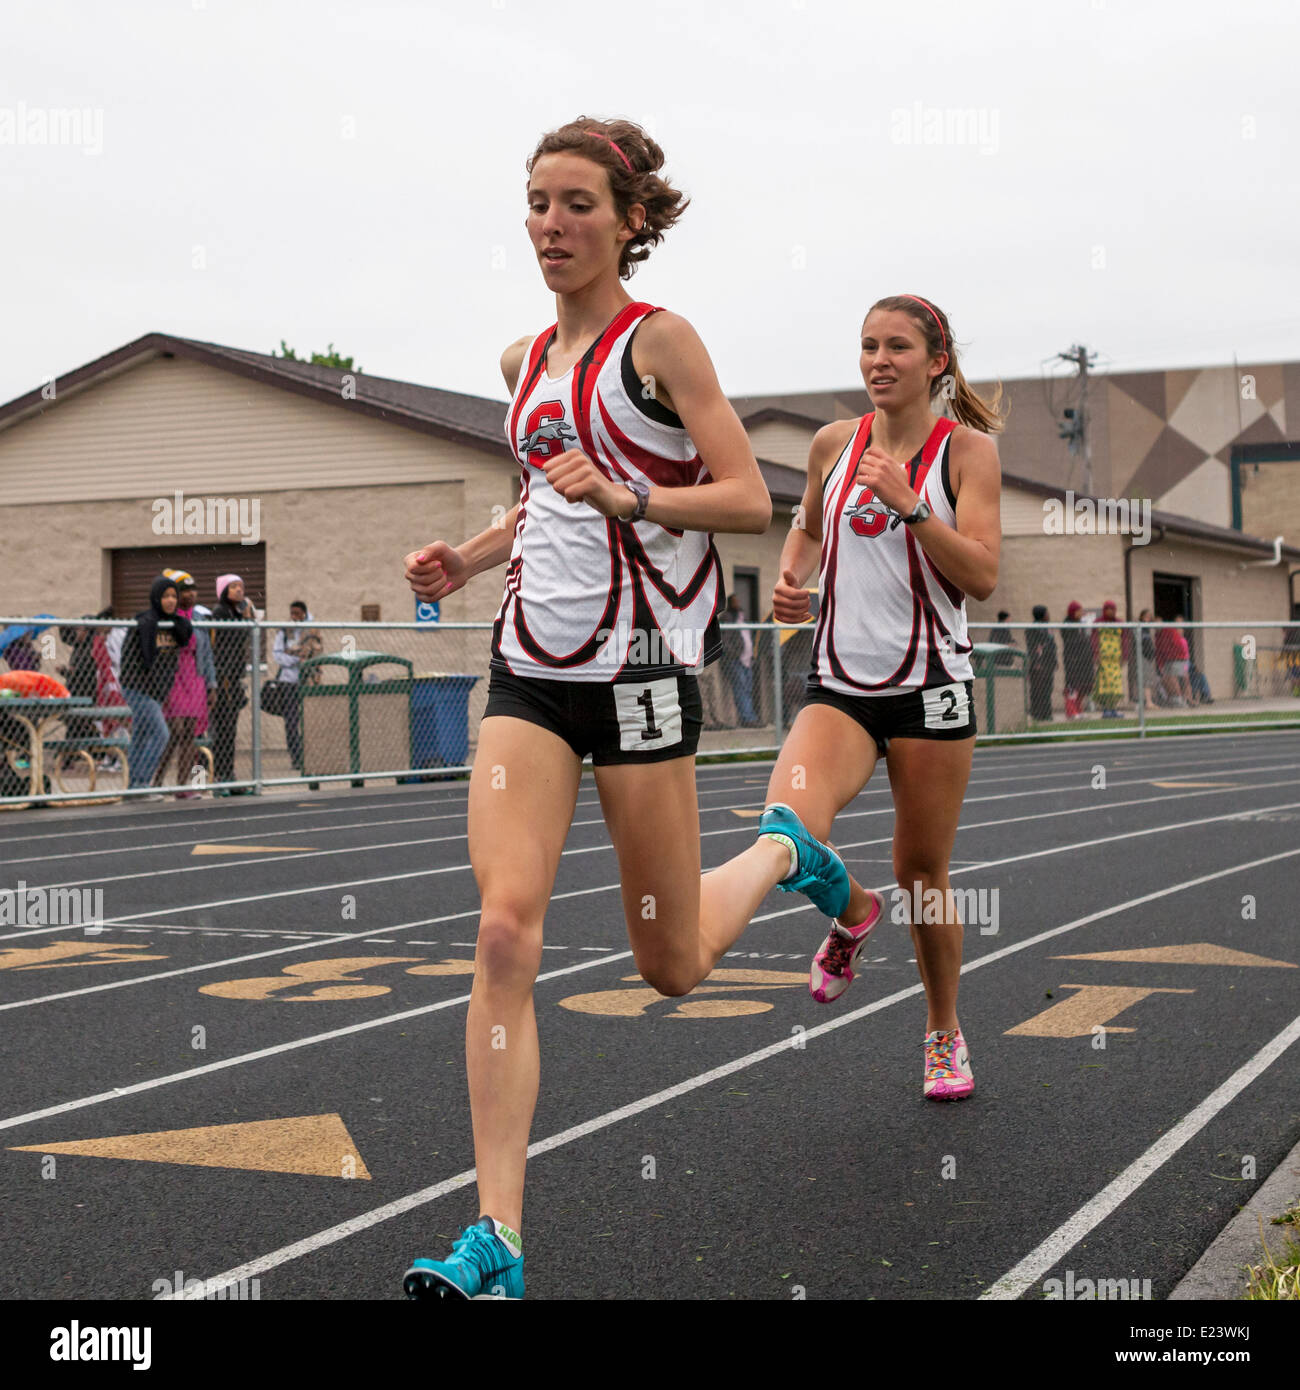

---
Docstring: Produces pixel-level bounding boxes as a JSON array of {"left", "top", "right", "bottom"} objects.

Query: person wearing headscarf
[
  {"left": 271, "top": 600, "right": 322, "bottom": 772},
  {"left": 1060, "top": 600, "right": 1094, "bottom": 718},
  {"left": 119, "top": 576, "right": 192, "bottom": 791},
  {"left": 1025, "top": 605, "right": 1058, "bottom": 721},
  {"left": 1090, "top": 599, "right": 1132, "bottom": 718},
  {"left": 209, "top": 574, "right": 256, "bottom": 792},
  {"left": 155, "top": 572, "right": 217, "bottom": 795}
]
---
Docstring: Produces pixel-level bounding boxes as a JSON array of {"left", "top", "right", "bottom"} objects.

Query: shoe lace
[
  {"left": 451, "top": 1224, "right": 507, "bottom": 1280},
  {"left": 821, "top": 927, "right": 857, "bottom": 975},
  {"left": 925, "top": 1031, "right": 960, "bottom": 1078}
]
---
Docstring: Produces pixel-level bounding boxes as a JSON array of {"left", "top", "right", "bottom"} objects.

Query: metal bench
[{"left": 43, "top": 705, "right": 131, "bottom": 799}]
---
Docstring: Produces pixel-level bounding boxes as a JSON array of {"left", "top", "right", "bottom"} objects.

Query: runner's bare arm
[
  {"left": 772, "top": 422, "right": 853, "bottom": 622},
  {"left": 627, "top": 311, "right": 771, "bottom": 535},
  {"left": 906, "top": 428, "right": 1001, "bottom": 601}
]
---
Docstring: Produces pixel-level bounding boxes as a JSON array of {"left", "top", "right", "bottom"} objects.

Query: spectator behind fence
[
  {"left": 57, "top": 619, "right": 99, "bottom": 741},
  {"left": 1136, "top": 608, "right": 1162, "bottom": 709},
  {"left": 720, "top": 594, "right": 758, "bottom": 727},
  {"left": 155, "top": 572, "right": 216, "bottom": 797},
  {"left": 120, "top": 576, "right": 192, "bottom": 793},
  {"left": 1026, "top": 605, "right": 1057, "bottom": 721},
  {"left": 210, "top": 573, "right": 255, "bottom": 793},
  {"left": 1061, "top": 600, "right": 1094, "bottom": 718},
  {"left": 1090, "top": 599, "right": 1131, "bottom": 719},
  {"left": 3, "top": 632, "right": 41, "bottom": 671},
  {"left": 270, "top": 601, "right": 322, "bottom": 772},
  {"left": 990, "top": 609, "right": 1016, "bottom": 668},
  {"left": 1156, "top": 615, "right": 1193, "bottom": 706}
]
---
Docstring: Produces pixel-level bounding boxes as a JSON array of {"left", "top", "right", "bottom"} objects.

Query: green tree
[{"left": 273, "top": 340, "right": 362, "bottom": 372}]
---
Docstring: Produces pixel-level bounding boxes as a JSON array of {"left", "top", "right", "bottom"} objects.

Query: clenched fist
[
  {"left": 542, "top": 450, "right": 635, "bottom": 520},
  {"left": 772, "top": 568, "right": 812, "bottom": 624},
  {"left": 405, "top": 541, "right": 467, "bottom": 602}
]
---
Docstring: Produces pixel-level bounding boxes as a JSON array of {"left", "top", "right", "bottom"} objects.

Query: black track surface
[{"left": 2, "top": 731, "right": 1298, "bottom": 1301}]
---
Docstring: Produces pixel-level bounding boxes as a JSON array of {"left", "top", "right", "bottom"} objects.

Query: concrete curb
[{"left": 1169, "top": 1136, "right": 1300, "bottom": 1300}]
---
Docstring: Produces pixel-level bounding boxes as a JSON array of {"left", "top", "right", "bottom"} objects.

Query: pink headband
[
  {"left": 584, "top": 129, "right": 633, "bottom": 173},
  {"left": 903, "top": 294, "right": 947, "bottom": 352}
]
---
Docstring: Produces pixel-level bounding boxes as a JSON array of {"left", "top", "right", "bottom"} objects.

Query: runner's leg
[
  {"left": 885, "top": 735, "right": 975, "bottom": 1032},
  {"left": 594, "top": 702, "right": 880, "bottom": 992},
  {"left": 466, "top": 715, "right": 581, "bottom": 1234}
]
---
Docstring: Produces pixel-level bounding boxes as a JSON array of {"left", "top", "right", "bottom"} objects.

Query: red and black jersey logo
[
  {"left": 519, "top": 402, "right": 577, "bottom": 466},
  {"left": 845, "top": 487, "right": 900, "bottom": 538}
]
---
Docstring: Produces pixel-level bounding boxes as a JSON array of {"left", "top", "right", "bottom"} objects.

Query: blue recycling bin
[{"left": 410, "top": 673, "right": 481, "bottom": 771}]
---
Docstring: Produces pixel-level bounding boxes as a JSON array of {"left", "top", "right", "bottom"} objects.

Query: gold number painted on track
[
  {"left": 200, "top": 957, "right": 423, "bottom": 1002},
  {"left": 559, "top": 968, "right": 806, "bottom": 1019},
  {"left": 0, "top": 940, "right": 168, "bottom": 971}
]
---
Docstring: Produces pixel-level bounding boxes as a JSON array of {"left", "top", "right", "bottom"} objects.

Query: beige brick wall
[
  {"left": 0, "top": 476, "right": 522, "bottom": 625},
  {"left": 1240, "top": 462, "right": 1300, "bottom": 550}
]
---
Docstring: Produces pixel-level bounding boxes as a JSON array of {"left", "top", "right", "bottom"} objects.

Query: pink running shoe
[
  {"left": 923, "top": 1029, "right": 974, "bottom": 1101},
  {"left": 808, "top": 891, "right": 885, "bottom": 1003}
]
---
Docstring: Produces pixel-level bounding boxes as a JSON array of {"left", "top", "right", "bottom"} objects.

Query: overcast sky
[{"left": 4, "top": 0, "right": 1296, "bottom": 411}]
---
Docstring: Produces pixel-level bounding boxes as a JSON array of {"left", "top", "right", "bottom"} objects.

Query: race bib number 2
[{"left": 921, "top": 682, "right": 970, "bottom": 730}]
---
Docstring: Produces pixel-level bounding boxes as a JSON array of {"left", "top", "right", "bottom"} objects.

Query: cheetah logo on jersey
[
  {"left": 519, "top": 405, "right": 577, "bottom": 466},
  {"left": 847, "top": 490, "right": 900, "bottom": 539}
]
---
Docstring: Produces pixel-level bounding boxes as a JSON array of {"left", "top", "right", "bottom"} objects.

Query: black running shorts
[
  {"left": 803, "top": 678, "right": 977, "bottom": 755},
  {"left": 484, "top": 668, "right": 703, "bottom": 765}
]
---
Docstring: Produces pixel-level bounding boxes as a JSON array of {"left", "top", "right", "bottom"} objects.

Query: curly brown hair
[
  {"left": 526, "top": 117, "right": 689, "bottom": 280},
  {"left": 867, "top": 295, "right": 1008, "bottom": 434}
]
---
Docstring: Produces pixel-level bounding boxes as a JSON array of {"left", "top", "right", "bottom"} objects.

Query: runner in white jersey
[
  {"left": 723, "top": 295, "right": 1004, "bottom": 1104},
  {"left": 398, "top": 118, "right": 848, "bottom": 1302}
]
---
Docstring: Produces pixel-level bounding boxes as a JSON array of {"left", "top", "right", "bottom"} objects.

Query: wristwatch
[
  {"left": 901, "top": 499, "right": 932, "bottom": 526},
  {"left": 623, "top": 479, "right": 650, "bottom": 522}
]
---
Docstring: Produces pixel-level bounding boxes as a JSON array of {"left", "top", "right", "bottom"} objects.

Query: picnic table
[{"left": 0, "top": 697, "right": 130, "bottom": 802}]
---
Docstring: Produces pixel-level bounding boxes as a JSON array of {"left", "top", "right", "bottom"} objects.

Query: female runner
[
  {"left": 400, "top": 117, "right": 847, "bottom": 1301},
  {"left": 748, "top": 295, "right": 1004, "bottom": 1103}
]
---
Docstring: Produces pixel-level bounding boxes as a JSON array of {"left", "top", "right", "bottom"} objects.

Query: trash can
[
  {"left": 410, "top": 673, "right": 481, "bottom": 771},
  {"left": 970, "top": 643, "right": 1026, "bottom": 734},
  {"left": 299, "top": 652, "right": 414, "bottom": 780}
]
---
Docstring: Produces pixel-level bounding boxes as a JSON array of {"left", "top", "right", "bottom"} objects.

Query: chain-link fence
[{"left": 3, "top": 616, "right": 1298, "bottom": 805}]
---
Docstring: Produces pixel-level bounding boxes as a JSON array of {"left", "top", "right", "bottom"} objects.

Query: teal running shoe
[
  {"left": 403, "top": 1217, "right": 525, "bottom": 1300},
  {"left": 759, "top": 803, "right": 851, "bottom": 918}
]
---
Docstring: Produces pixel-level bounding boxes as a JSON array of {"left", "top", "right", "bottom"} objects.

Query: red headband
[
  {"left": 903, "top": 294, "right": 947, "bottom": 352},
  {"left": 584, "top": 129, "right": 633, "bottom": 173}
]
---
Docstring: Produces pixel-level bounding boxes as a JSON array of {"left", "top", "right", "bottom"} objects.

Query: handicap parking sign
[{"left": 415, "top": 599, "right": 440, "bottom": 623}]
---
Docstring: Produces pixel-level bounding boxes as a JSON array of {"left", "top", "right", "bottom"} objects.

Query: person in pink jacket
[{"left": 155, "top": 572, "right": 216, "bottom": 795}]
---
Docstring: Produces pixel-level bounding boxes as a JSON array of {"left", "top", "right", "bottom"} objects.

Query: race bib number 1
[{"left": 613, "top": 679, "right": 683, "bottom": 752}]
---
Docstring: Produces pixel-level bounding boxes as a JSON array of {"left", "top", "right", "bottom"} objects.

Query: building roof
[
  {"left": 1, "top": 333, "right": 1292, "bottom": 555},
  {"left": 0, "top": 332, "right": 511, "bottom": 451}
]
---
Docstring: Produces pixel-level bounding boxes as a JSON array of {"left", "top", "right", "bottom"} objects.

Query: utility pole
[{"left": 1056, "top": 344, "right": 1098, "bottom": 494}]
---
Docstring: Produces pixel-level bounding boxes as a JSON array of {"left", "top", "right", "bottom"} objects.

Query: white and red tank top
[
  {"left": 811, "top": 412, "right": 973, "bottom": 695},
  {"left": 492, "top": 301, "right": 724, "bottom": 683}
]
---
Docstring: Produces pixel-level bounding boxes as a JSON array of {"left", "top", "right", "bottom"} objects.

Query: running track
[{"left": 2, "top": 730, "right": 1298, "bottom": 1301}]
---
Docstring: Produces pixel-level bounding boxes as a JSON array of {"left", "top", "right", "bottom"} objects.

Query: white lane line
[
  {"left": 0, "top": 945, "right": 636, "bottom": 1136},
  {"left": 10, "top": 783, "right": 1300, "bottom": 989},
  {"left": 0, "top": 884, "right": 615, "bottom": 1013},
  {"left": 6, "top": 747, "right": 1280, "bottom": 868},
  {"left": 169, "top": 842, "right": 1300, "bottom": 1298},
  {"left": 980, "top": 1008, "right": 1300, "bottom": 1301},
  {"left": 5, "top": 727, "right": 1296, "bottom": 854},
  {"left": 12, "top": 763, "right": 1300, "bottom": 902},
  {"left": 0, "top": 767, "right": 781, "bottom": 856}
]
